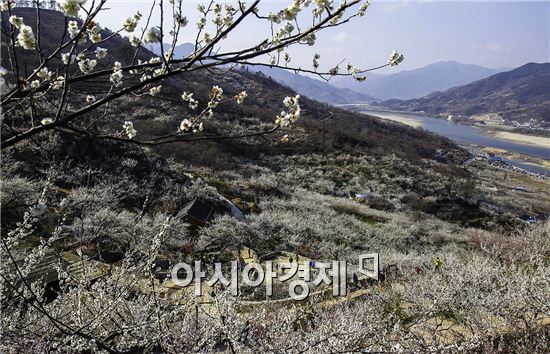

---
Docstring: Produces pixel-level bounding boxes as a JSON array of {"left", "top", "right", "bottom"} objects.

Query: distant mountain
[
  {"left": 379, "top": 63, "right": 550, "bottom": 126},
  {"left": 333, "top": 61, "right": 504, "bottom": 100},
  {"left": 248, "top": 66, "right": 377, "bottom": 105}
]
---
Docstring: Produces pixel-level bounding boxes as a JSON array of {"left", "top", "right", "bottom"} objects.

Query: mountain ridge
[
  {"left": 377, "top": 62, "right": 550, "bottom": 126},
  {"left": 334, "top": 61, "right": 505, "bottom": 100}
]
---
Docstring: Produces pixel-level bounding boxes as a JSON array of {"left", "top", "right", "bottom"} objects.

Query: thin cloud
[
  {"left": 331, "top": 31, "right": 350, "bottom": 44},
  {"left": 471, "top": 43, "right": 511, "bottom": 52}
]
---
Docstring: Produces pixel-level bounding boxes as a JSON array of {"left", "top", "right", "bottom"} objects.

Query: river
[{"left": 359, "top": 109, "right": 550, "bottom": 175}]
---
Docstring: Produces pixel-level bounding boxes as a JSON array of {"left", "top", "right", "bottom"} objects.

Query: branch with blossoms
[{"left": 0, "top": 0, "right": 404, "bottom": 150}]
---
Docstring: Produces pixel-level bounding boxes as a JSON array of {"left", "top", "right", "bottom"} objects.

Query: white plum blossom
[
  {"left": 283, "top": 52, "right": 291, "bottom": 63},
  {"left": 16, "top": 25, "right": 36, "bottom": 50},
  {"left": 123, "top": 12, "right": 142, "bottom": 32},
  {"left": 129, "top": 35, "right": 141, "bottom": 47},
  {"left": 88, "top": 28, "right": 101, "bottom": 43},
  {"left": 86, "top": 22, "right": 102, "bottom": 43},
  {"left": 388, "top": 50, "right": 404, "bottom": 67},
  {"left": 0, "top": 66, "right": 7, "bottom": 87},
  {"left": 143, "top": 27, "right": 161, "bottom": 44},
  {"left": 9, "top": 15, "right": 23, "bottom": 28},
  {"left": 303, "top": 33, "right": 316, "bottom": 46},
  {"left": 67, "top": 20, "right": 79, "bottom": 38},
  {"left": 276, "top": 94, "right": 301, "bottom": 127},
  {"left": 86, "top": 95, "right": 96, "bottom": 103},
  {"left": 113, "top": 61, "right": 122, "bottom": 71},
  {"left": 213, "top": 14, "right": 223, "bottom": 26},
  {"left": 41, "top": 117, "right": 54, "bottom": 125},
  {"left": 123, "top": 121, "right": 136, "bottom": 139},
  {"left": 30, "top": 80, "right": 40, "bottom": 88},
  {"left": 175, "top": 14, "right": 188, "bottom": 26},
  {"left": 189, "top": 99, "right": 198, "bottom": 110},
  {"left": 268, "top": 13, "right": 281, "bottom": 24},
  {"left": 61, "top": 52, "right": 75, "bottom": 64},
  {"left": 210, "top": 86, "right": 223, "bottom": 100},
  {"left": 223, "top": 12, "right": 234, "bottom": 26},
  {"left": 78, "top": 58, "right": 97, "bottom": 73},
  {"left": 181, "top": 92, "right": 193, "bottom": 101},
  {"left": 193, "top": 122, "right": 204, "bottom": 132},
  {"left": 153, "top": 68, "right": 165, "bottom": 77},
  {"left": 149, "top": 85, "right": 161, "bottom": 96},
  {"left": 110, "top": 69, "right": 123, "bottom": 86},
  {"left": 283, "top": 94, "right": 299, "bottom": 108},
  {"left": 179, "top": 119, "right": 192, "bottom": 131},
  {"left": 58, "top": 0, "right": 87, "bottom": 17},
  {"left": 36, "top": 67, "right": 53, "bottom": 81},
  {"left": 94, "top": 47, "right": 107, "bottom": 59},
  {"left": 357, "top": 0, "right": 371, "bottom": 16},
  {"left": 0, "top": 1, "right": 15, "bottom": 11},
  {"left": 282, "top": 0, "right": 301, "bottom": 21},
  {"left": 196, "top": 17, "right": 206, "bottom": 29},
  {"left": 284, "top": 22, "right": 295, "bottom": 34},
  {"left": 313, "top": 53, "right": 320, "bottom": 70},
  {"left": 280, "top": 134, "right": 289, "bottom": 143},
  {"left": 235, "top": 91, "right": 247, "bottom": 104},
  {"left": 50, "top": 76, "right": 65, "bottom": 90},
  {"left": 203, "top": 32, "right": 212, "bottom": 44}
]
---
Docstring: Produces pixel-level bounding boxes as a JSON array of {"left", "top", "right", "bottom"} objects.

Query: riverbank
[
  {"left": 489, "top": 131, "right": 550, "bottom": 149},
  {"left": 358, "top": 109, "right": 549, "bottom": 175},
  {"left": 465, "top": 145, "right": 550, "bottom": 177},
  {"left": 371, "top": 111, "right": 550, "bottom": 148},
  {"left": 370, "top": 112, "right": 422, "bottom": 128}
]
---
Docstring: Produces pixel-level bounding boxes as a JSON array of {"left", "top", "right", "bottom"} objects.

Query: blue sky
[{"left": 96, "top": 1, "right": 550, "bottom": 73}]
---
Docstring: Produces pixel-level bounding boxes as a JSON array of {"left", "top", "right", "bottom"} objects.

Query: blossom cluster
[
  {"left": 16, "top": 24, "right": 36, "bottom": 50},
  {"left": 143, "top": 27, "right": 161, "bottom": 44},
  {"left": 234, "top": 91, "right": 247, "bottom": 104},
  {"left": 123, "top": 121, "right": 136, "bottom": 139},
  {"left": 388, "top": 50, "right": 405, "bottom": 67},
  {"left": 212, "top": 3, "right": 235, "bottom": 27},
  {"left": 110, "top": 61, "right": 123, "bottom": 86},
  {"left": 86, "top": 21, "right": 102, "bottom": 43},
  {"left": 275, "top": 95, "right": 301, "bottom": 127},
  {"left": 58, "top": 0, "right": 87, "bottom": 17},
  {"left": 78, "top": 57, "right": 97, "bottom": 74},
  {"left": 123, "top": 12, "right": 142, "bottom": 32},
  {"left": 9, "top": 15, "right": 23, "bottom": 28},
  {"left": 0, "top": 0, "right": 15, "bottom": 11}
]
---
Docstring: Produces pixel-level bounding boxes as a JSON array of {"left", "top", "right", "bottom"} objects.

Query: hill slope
[
  {"left": 333, "top": 61, "right": 504, "bottom": 100},
  {"left": 378, "top": 63, "right": 550, "bottom": 126}
]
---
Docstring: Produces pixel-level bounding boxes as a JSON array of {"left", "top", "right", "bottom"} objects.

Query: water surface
[{"left": 363, "top": 109, "right": 550, "bottom": 175}]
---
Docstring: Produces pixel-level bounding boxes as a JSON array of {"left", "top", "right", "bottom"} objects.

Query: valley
[{"left": 349, "top": 108, "right": 550, "bottom": 175}]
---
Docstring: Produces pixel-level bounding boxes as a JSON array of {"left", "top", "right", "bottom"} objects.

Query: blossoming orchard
[
  {"left": 4, "top": 0, "right": 547, "bottom": 353},
  {"left": 0, "top": 0, "right": 403, "bottom": 150}
]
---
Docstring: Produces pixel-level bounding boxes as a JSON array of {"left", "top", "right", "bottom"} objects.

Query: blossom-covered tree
[{"left": 0, "top": 0, "right": 403, "bottom": 150}]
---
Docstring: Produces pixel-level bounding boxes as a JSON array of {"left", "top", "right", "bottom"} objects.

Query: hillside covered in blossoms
[{"left": 1, "top": 2, "right": 549, "bottom": 353}]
